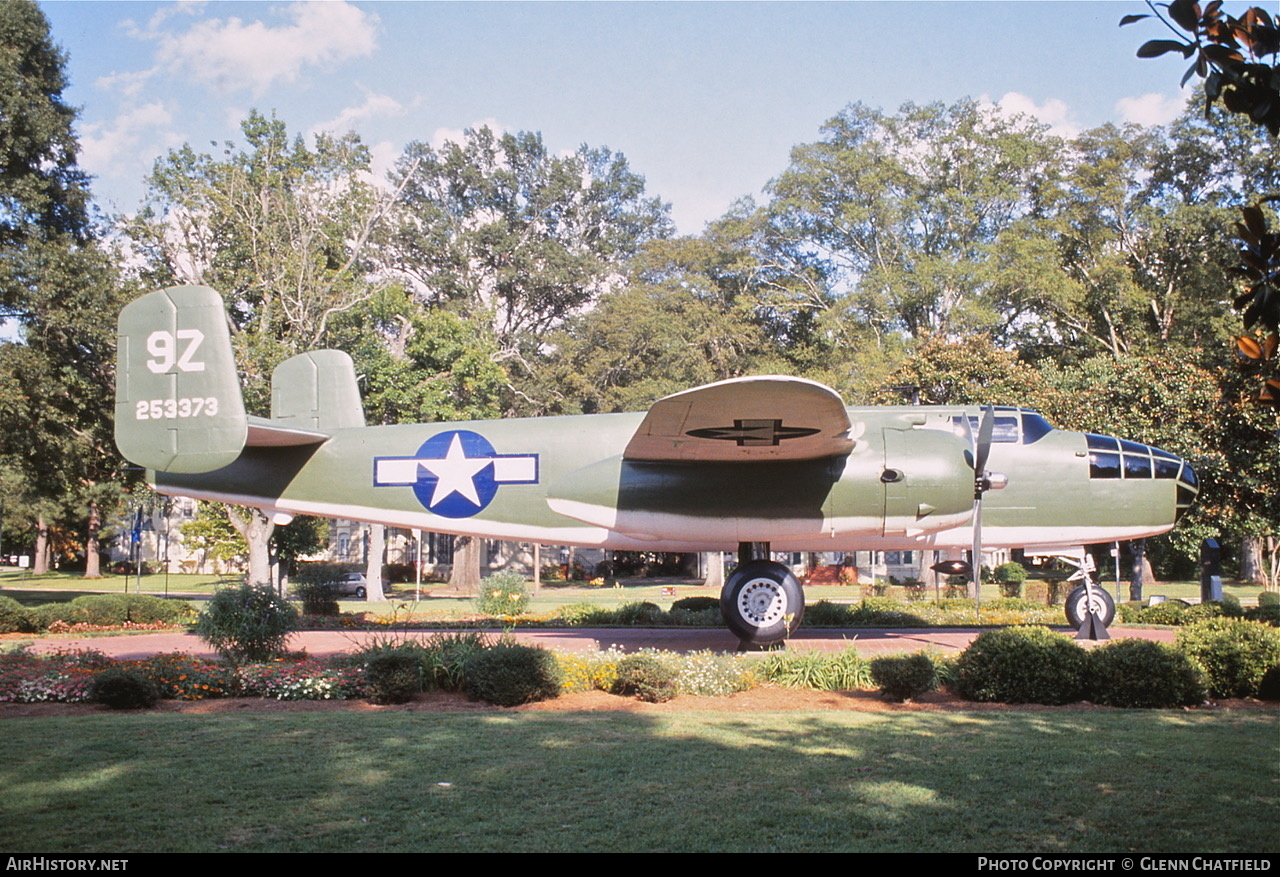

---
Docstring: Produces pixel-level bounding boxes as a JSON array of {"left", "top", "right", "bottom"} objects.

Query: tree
[
  {"left": 381, "top": 126, "right": 672, "bottom": 405},
  {"left": 125, "top": 111, "right": 394, "bottom": 585},
  {"left": 764, "top": 100, "right": 1065, "bottom": 341},
  {"left": 0, "top": 1, "right": 125, "bottom": 575}
]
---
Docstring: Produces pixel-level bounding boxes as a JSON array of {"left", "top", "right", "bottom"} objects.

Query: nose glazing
[{"left": 1085, "top": 434, "right": 1198, "bottom": 520}]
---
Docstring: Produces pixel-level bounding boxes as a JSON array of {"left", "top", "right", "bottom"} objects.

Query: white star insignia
[{"left": 418, "top": 434, "right": 490, "bottom": 507}]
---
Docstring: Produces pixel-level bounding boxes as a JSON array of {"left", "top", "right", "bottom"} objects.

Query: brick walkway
[{"left": 25, "top": 625, "right": 1177, "bottom": 661}]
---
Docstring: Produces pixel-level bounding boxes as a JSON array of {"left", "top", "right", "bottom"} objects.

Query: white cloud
[
  {"left": 430, "top": 118, "right": 505, "bottom": 150},
  {"left": 94, "top": 68, "right": 156, "bottom": 99},
  {"left": 1115, "top": 92, "right": 1186, "bottom": 127},
  {"left": 79, "top": 102, "right": 176, "bottom": 181},
  {"left": 310, "top": 91, "right": 406, "bottom": 138},
  {"left": 149, "top": 1, "right": 380, "bottom": 95},
  {"left": 990, "top": 92, "right": 1080, "bottom": 139}
]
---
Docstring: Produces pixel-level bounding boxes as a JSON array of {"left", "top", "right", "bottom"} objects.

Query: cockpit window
[
  {"left": 1019, "top": 412, "right": 1053, "bottom": 443},
  {"left": 950, "top": 414, "right": 1021, "bottom": 443}
]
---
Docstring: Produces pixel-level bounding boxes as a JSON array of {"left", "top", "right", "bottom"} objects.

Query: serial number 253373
[{"left": 134, "top": 397, "right": 219, "bottom": 420}]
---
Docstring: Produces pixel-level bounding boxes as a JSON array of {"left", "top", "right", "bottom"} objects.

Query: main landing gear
[{"left": 720, "top": 543, "right": 805, "bottom": 646}]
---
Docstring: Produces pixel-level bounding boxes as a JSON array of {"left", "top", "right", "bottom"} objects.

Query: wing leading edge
[{"left": 622, "top": 375, "right": 856, "bottom": 463}]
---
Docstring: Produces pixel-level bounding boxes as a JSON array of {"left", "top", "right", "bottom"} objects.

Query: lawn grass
[{"left": 0, "top": 709, "right": 1274, "bottom": 852}]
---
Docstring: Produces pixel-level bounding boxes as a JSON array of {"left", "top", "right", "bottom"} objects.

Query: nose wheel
[{"left": 720, "top": 559, "right": 805, "bottom": 645}]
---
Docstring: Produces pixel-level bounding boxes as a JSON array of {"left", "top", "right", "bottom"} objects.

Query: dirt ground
[{"left": 1, "top": 686, "right": 1272, "bottom": 718}]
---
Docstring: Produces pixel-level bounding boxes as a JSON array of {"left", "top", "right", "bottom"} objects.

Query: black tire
[
  {"left": 355, "top": 586, "right": 367, "bottom": 599},
  {"left": 1064, "top": 584, "right": 1115, "bottom": 628},
  {"left": 720, "top": 560, "right": 805, "bottom": 645}
]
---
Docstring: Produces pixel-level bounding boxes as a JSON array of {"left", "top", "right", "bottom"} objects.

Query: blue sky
[{"left": 40, "top": 1, "right": 1190, "bottom": 235}]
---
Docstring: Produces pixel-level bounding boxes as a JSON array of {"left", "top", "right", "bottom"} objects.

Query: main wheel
[
  {"left": 1064, "top": 584, "right": 1115, "bottom": 628},
  {"left": 720, "top": 560, "right": 805, "bottom": 645}
]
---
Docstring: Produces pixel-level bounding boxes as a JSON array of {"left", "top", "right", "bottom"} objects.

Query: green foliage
[
  {"left": 993, "top": 562, "right": 1028, "bottom": 598},
  {"left": 1259, "top": 591, "right": 1280, "bottom": 606},
  {"left": 610, "top": 654, "right": 678, "bottom": 702},
  {"left": 757, "top": 648, "right": 872, "bottom": 691},
  {"left": 292, "top": 562, "right": 360, "bottom": 615},
  {"left": 194, "top": 583, "right": 299, "bottom": 664},
  {"left": 1087, "top": 639, "right": 1207, "bottom": 708},
  {"left": 955, "top": 626, "right": 1091, "bottom": 705},
  {"left": 802, "top": 600, "right": 856, "bottom": 626},
  {"left": 68, "top": 594, "right": 191, "bottom": 626},
  {"left": 869, "top": 654, "right": 938, "bottom": 702},
  {"left": 1176, "top": 618, "right": 1280, "bottom": 698},
  {"left": 1244, "top": 603, "right": 1280, "bottom": 626},
  {"left": 0, "top": 595, "right": 36, "bottom": 633},
  {"left": 87, "top": 667, "right": 160, "bottom": 710},
  {"left": 364, "top": 653, "right": 422, "bottom": 705},
  {"left": 614, "top": 601, "right": 668, "bottom": 625},
  {"left": 1258, "top": 664, "right": 1280, "bottom": 700},
  {"left": 670, "top": 596, "right": 720, "bottom": 613},
  {"left": 475, "top": 571, "right": 530, "bottom": 616},
  {"left": 462, "top": 644, "right": 562, "bottom": 707},
  {"left": 553, "top": 601, "right": 616, "bottom": 626}
]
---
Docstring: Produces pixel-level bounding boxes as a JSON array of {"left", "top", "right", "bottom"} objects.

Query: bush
[
  {"left": 0, "top": 595, "right": 36, "bottom": 633},
  {"left": 194, "top": 583, "right": 299, "bottom": 663},
  {"left": 611, "top": 654, "right": 678, "bottom": 702},
  {"left": 88, "top": 668, "right": 161, "bottom": 710},
  {"left": 73, "top": 594, "right": 193, "bottom": 626},
  {"left": 955, "top": 626, "right": 1090, "bottom": 705},
  {"left": 291, "top": 580, "right": 342, "bottom": 617},
  {"left": 463, "top": 644, "right": 561, "bottom": 706},
  {"left": 1258, "top": 591, "right": 1279, "bottom": 607},
  {"left": 133, "top": 653, "right": 238, "bottom": 700},
  {"left": 1258, "top": 664, "right": 1280, "bottom": 701},
  {"left": 365, "top": 652, "right": 422, "bottom": 704},
  {"left": 1087, "top": 639, "right": 1206, "bottom": 708},
  {"left": 993, "top": 562, "right": 1028, "bottom": 598},
  {"left": 475, "top": 571, "right": 530, "bottom": 616},
  {"left": 1176, "top": 618, "right": 1280, "bottom": 698},
  {"left": 555, "top": 602, "right": 616, "bottom": 626},
  {"left": 802, "top": 600, "right": 855, "bottom": 626},
  {"left": 869, "top": 654, "right": 938, "bottom": 702},
  {"left": 1244, "top": 604, "right": 1280, "bottom": 626},
  {"left": 614, "top": 601, "right": 668, "bottom": 626},
  {"left": 670, "top": 596, "right": 720, "bottom": 613}
]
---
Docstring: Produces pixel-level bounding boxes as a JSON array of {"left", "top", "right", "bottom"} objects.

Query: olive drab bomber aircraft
[{"left": 115, "top": 286, "right": 1200, "bottom": 645}]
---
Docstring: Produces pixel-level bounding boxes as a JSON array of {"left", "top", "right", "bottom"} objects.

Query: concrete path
[{"left": 24, "top": 625, "right": 1177, "bottom": 661}]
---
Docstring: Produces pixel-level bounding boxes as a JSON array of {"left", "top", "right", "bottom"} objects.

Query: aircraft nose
[{"left": 1085, "top": 434, "right": 1198, "bottom": 520}]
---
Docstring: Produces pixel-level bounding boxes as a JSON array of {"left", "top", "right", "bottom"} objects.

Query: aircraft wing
[{"left": 622, "top": 375, "right": 855, "bottom": 462}]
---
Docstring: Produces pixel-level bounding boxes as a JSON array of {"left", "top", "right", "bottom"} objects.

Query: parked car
[{"left": 331, "top": 572, "right": 368, "bottom": 599}]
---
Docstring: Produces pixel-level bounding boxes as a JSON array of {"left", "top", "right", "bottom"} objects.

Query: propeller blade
[
  {"left": 971, "top": 496, "right": 983, "bottom": 610},
  {"left": 973, "top": 404, "right": 995, "bottom": 478}
]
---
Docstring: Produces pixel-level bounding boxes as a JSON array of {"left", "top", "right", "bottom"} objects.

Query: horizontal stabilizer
[
  {"left": 271, "top": 350, "right": 366, "bottom": 431},
  {"left": 623, "top": 375, "right": 855, "bottom": 462}
]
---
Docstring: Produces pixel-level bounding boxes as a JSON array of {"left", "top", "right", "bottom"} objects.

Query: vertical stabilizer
[
  {"left": 272, "top": 350, "right": 366, "bottom": 431},
  {"left": 115, "top": 285, "right": 248, "bottom": 473}
]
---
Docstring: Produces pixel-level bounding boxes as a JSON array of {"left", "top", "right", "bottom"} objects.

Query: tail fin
[{"left": 115, "top": 285, "right": 248, "bottom": 473}]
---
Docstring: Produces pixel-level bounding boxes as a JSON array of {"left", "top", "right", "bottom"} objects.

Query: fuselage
[{"left": 152, "top": 405, "right": 1197, "bottom": 553}]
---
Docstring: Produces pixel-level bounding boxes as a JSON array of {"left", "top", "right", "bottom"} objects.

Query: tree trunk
[
  {"left": 364, "top": 524, "right": 387, "bottom": 601},
  {"left": 228, "top": 507, "right": 275, "bottom": 586},
  {"left": 448, "top": 535, "right": 482, "bottom": 594},
  {"left": 33, "top": 513, "right": 49, "bottom": 574},
  {"left": 1128, "top": 539, "right": 1155, "bottom": 601},
  {"left": 1240, "top": 536, "right": 1265, "bottom": 586},
  {"left": 84, "top": 501, "right": 101, "bottom": 578},
  {"left": 702, "top": 551, "right": 724, "bottom": 590}
]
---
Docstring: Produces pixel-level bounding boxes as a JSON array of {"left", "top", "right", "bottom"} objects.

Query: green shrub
[
  {"left": 291, "top": 580, "right": 341, "bottom": 617},
  {"left": 955, "top": 626, "right": 1090, "bottom": 705},
  {"left": 869, "top": 654, "right": 938, "bottom": 701},
  {"left": 611, "top": 654, "right": 678, "bottom": 702},
  {"left": 614, "top": 601, "right": 667, "bottom": 626},
  {"left": 757, "top": 648, "right": 871, "bottom": 691},
  {"left": 194, "top": 583, "right": 299, "bottom": 663},
  {"left": 802, "top": 600, "right": 855, "bottom": 626},
  {"left": 30, "top": 602, "right": 81, "bottom": 630},
  {"left": 1244, "top": 604, "right": 1280, "bottom": 626},
  {"left": 1087, "top": 639, "right": 1206, "bottom": 708},
  {"left": 1258, "top": 591, "right": 1279, "bottom": 607},
  {"left": 1176, "top": 618, "right": 1280, "bottom": 698},
  {"left": 556, "top": 602, "right": 616, "bottom": 625},
  {"left": 1135, "top": 600, "right": 1189, "bottom": 625},
  {"left": 668, "top": 607, "right": 721, "bottom": 627},
  {"left": 88, "top": 668, "right": 161, "bottom": 710},
  {"left": 0, "top": 595, "right": 36, "bottom": 633},
  {"left": 1183, "top": 600, "right": 1244, "bottom": 624},
  {"left": 463, "top": 644, "right": 561, "bottom": 706},
  {"left": 31, "top": 594, "right": 193, "bottom": 629},
  {"left": 365, "top": 652, "right": 422, "bottom": 704},
  {"left": 670, "top": 596, "right": 720, "bottom": 613},
  {"left": 475, "top": 571, "right": 530, "bottom": 616},
  {"left": 847, "top": 599, "right": 928, "bottom": 627},
  {"left": 1258, "top": 665, "right": 1280, "bottom": 701},
  {"left": 993, "top": 562, "right": 1028, "bottom": 598}
]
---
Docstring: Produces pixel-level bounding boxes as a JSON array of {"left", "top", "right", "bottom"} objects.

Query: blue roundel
[{"left": 410, "top": 430, "right": 499, "bottom": 518}]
